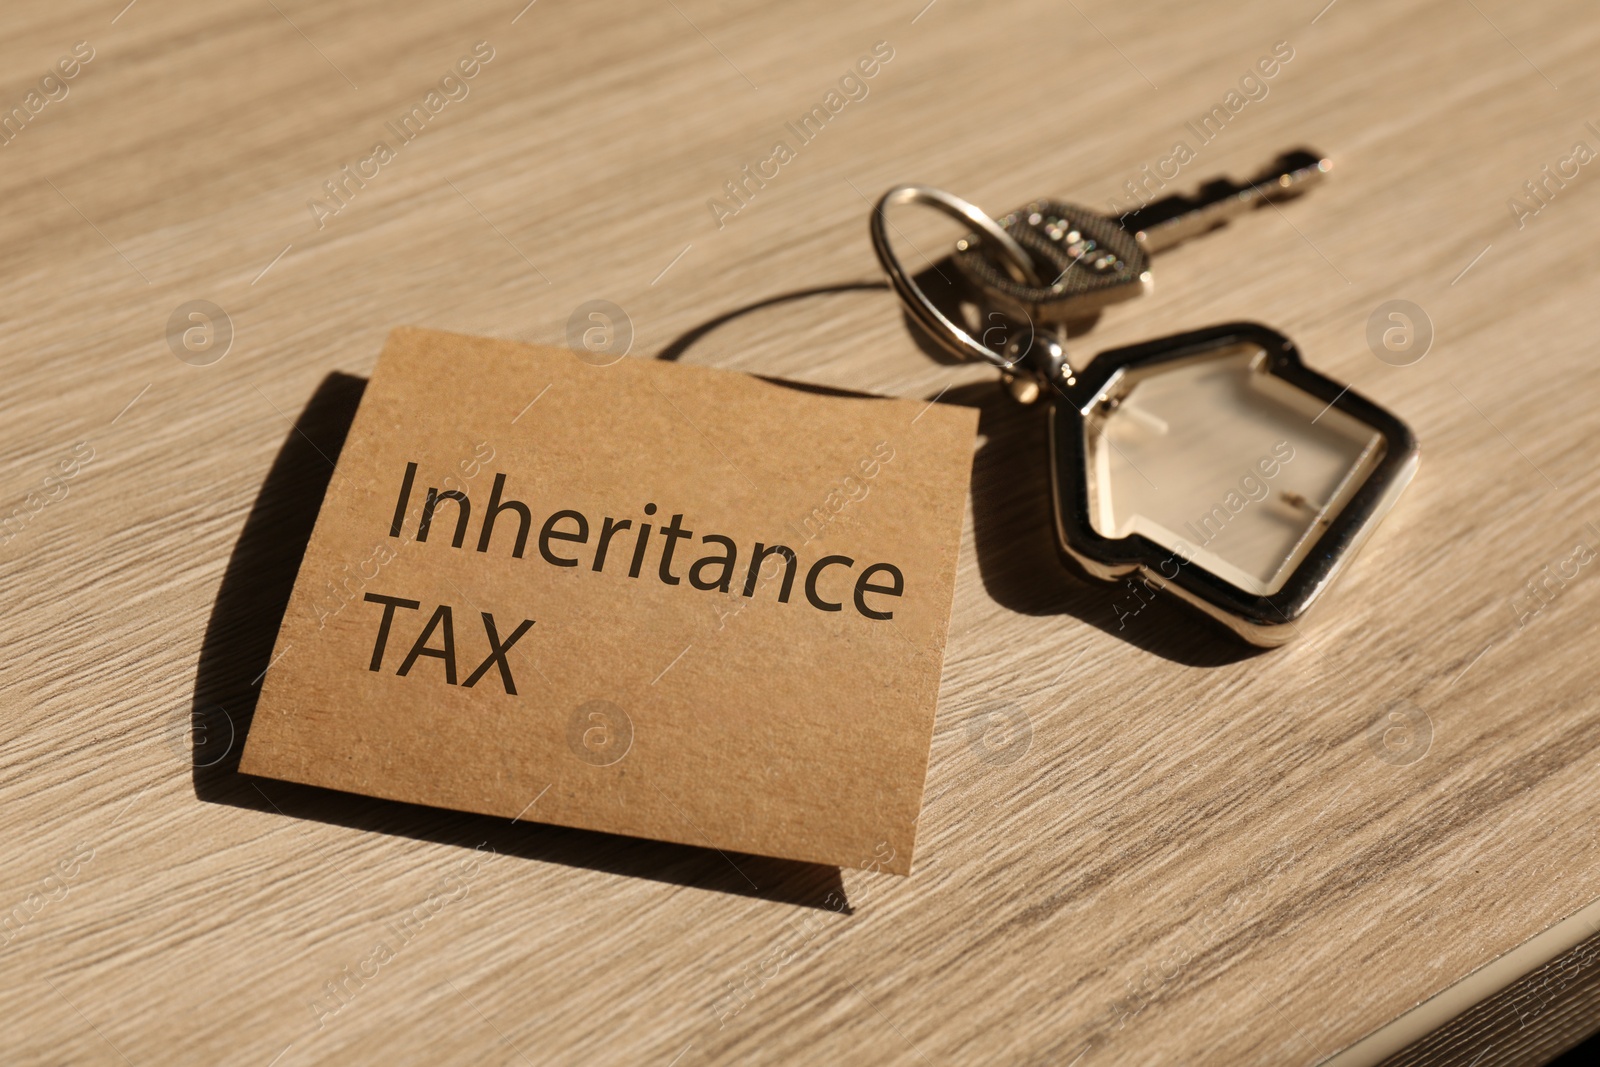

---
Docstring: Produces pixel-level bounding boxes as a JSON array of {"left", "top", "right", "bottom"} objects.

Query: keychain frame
[{"left": 1046, "top": 322, "right": 1419, "bottom": 645}]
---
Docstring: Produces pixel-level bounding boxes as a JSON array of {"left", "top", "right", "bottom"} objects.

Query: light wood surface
[{"left": 3, "top": 0, "right": 1598, "bottom": 1064}]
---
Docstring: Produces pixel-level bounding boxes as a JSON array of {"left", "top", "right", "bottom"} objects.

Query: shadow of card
[{"left": 190, "top": 371, "right": 847, "bottom": 911}]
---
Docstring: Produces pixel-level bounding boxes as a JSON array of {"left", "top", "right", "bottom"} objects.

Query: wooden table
[{"left": 3, "top": 0, "right": 1598, "bottom": 1063}]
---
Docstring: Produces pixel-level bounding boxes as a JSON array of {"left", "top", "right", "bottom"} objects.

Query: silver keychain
[{"left": 870, "top": 155, "right": 1418, "bottom": 646}]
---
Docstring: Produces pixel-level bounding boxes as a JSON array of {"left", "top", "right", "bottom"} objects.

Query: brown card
[{"left": 238, "top": 327, "right": 976, "bottom": 875}]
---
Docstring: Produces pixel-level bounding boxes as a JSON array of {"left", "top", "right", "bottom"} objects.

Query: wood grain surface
[{"left": 2, "top": 0, "right": 1598, "bottom": 1064}]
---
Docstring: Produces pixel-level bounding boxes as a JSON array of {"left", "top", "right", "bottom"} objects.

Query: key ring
[{"left": 870, "top": 185, "right": 1043, "bottom": 371}]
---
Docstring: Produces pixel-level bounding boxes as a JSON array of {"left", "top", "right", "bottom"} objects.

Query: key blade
[{"left": 1119, "top": 149, "right": 1332, "bottom": 254}]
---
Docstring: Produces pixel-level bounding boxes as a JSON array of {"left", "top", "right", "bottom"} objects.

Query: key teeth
[
  {"left": 1267, "top": 148, "right": 1333, "bottom": 185},
  {"left": 1274, "top": 147, "right": 1325, "bottom": 170},
  {"left": 947, "top": 148, "right": 1331, "bottom": 321}
]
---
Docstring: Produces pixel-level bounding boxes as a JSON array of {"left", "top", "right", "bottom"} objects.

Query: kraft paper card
[{"left": 239, "top": 327, "right": 977, "bottom": 875}]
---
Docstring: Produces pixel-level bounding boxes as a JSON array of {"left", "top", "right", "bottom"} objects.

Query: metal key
[{"left": 951, "top": 148, "right": 1330, "bottom": 324}]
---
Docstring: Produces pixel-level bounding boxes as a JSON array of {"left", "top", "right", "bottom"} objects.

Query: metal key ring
[{"left": 870, "top": 185, "right": 1041, "bottom": 370}]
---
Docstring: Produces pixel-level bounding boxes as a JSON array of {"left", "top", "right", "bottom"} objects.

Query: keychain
[{"left": 870, "top": 150, "right": 1418, "bottom": 646}]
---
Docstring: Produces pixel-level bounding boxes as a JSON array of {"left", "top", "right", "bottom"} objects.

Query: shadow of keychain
[{"left": 869, "top": 154, "right": 1418, "bottom": 646}]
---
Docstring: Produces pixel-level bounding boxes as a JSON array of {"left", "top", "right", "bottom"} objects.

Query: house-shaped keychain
[
  {"left": 1048, "top": 321, "right": 1417, "bottom": 645},
  {"left": 872, "top": 169, "right": 1419, "bottom": 645}
]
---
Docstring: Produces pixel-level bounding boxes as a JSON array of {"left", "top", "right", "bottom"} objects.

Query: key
[{"left": 950, "top": 148, "right": 1330, "bottom": 324}]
